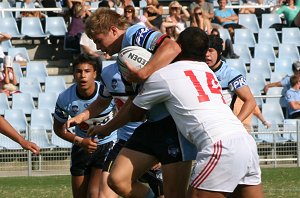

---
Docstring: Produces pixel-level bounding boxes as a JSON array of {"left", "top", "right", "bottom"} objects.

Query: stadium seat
[
  {"left": 0, "top": 133, "right": 23, "bottom": 149},
  {"left": 0, "top": 93, "right": 10, "bottom": 115},
  {"left": 12, "top": 62, "right": 24, "bottom": 84},
  {"left": 8, "top": 47, "right": 30, "bottom": 64},
  {"left": 51, "top": 130, "right": 72, "bottom": 148},
  {"left": 31, "top": 109, "right": 53, "bottom": 132},
  {"left": 29, "top": 127, "right": 54, "bottom": 149},
  {"left": 45, "top": 17, "right": 68, "bottom": 37},
  {"left": 261, "top": 13, "right": 282, "bottom": 29},
  {"left": 283, "top": 119, "right": 298, "bottom": 142},
  {"left": 262, "top": 103, "right": 284, "bottom": 124},
  {"left": 225, "top": 59, "right": 247, "bottom": 76},
  {"left": 274, "top": 58, "right": 293, "bottom": 76},
  {"left": 278, "top": 44, "right": 300, "bottom": 62},
  {"left": 246, "top": 73, "right": 265, "bottom": 106},
  {"left": 258, "top": 28, "right": 280, "bottom": 47},
  {"left": 234, "top": 29, "right": 256, "bottom": 48},
  {"left": 1, "top": 40, "right": 13, "bottom": 53},
  {"left": 0, "top": 2, "right": 13, "bottom": 18},
  {"left": 26, "top": 61, "right": 48, "bottom": 83},
  {"left": 249, "top": 58, "right": 272, "bottom": 80},
  {"left": 21, "top": 17, "right": 49, "bottom": 38},
  {"left": 282, "top": 28, "right": 300, "bottom": 46},
  {"left": 254, "top": 44, "right": 276, "bottom": 64},
  {"left": 265, "top": 87, "right": 284, "bottom": 105},
  {"left": 257, "top": 121, "right": 288, "bottom": 143},
  {"left": 45, "top": 76, "right": 67, "bottom": 94},
  {"left": 38, "top": 92, "right": 58, "bottom": 114},
  {"left": 238, "top": 14, "right": 260, "bottom": 33},
  {"left": 11, "top": 92, "right": 35, "bottom": 115},
  {"left": 218, "top": 28, "right": 232, "bottom": 43},
  {"left": 0, "top": 18, "right": 24, "bottom": 38},
  {"left": 19, "top": 77, "right": 42, "bottom": 98},
  {"left": 232, "top": 44, "right": 252, "bottom": 64},
  {"left": 4, "top": 109, "right": 28, "bottom": 133}
]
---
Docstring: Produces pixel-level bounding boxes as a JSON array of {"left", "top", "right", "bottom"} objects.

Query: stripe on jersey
[{"left": 191, "top": 141, "right": 222, "bottom": 188}]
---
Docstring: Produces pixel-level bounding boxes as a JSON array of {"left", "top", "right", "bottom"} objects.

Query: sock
[{"left": 144, "top": 188, "right": 155, "bottom": 198}]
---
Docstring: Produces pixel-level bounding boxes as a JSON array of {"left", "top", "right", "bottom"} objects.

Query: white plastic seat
[
  {"left": 234, "top": 29, "right": 256, "bottom": 48},
  {"left": 274, "top": 58, "right": 293, "bottom": 76},
  {"left": 262, "top": 103, "right": 284, "bottom": 124},
  {"left": 257, "top": 121, "right": 288, "bottom": 143},
  {"left": 4, "top": 109, "right": 28, "bottom": 133},
  {"left": 8, "top": 47, "right": 30, "bottom": 63},
  {"left": 0, "top": 2, "right": 13, "bottom": 18},
  {"left": 45, "top": 76, "right": 66, "bottom": 94},
  {"left": 226, "top": 59, "right": 247, "bottom": 76},
  {"left": 254, "top": 44, "right": 276, "bottom": 64},
  {"left": 282, "top": 28, "right": 300, "bottom": 46},
  {"left": 258, "top": 28, "right": 280, "bottom": 47},
  {"left": 51, "top": 130, "right": 72, "bottom": 148},
  {"left": 29, "top": 127, "right": 54, "bottom": 149},
  {"left": 19, "top": 77, "right": 42, "bottom": 98},
  {"left": 265, "top": 87, "right": 284, "bottom": 105},
  {"left": 232, "top": 44, "right": 252, "bottom": 64},
  {"left": 26, "top": 61, "right": 48, "bottom": 83},
  {"left": 238, "top": 14, "right": 260, "bottom": 33},
  {"left": 278, "top": 44, "right": 300, "bottom": 62},
  {"left": 0, "top": 93, "right": 10, "bottom": 115},
  {"left": 283, "top": 119, "right": 298, "bottom": 142},
  {"left": 218, "top": 28, "right": 232, "bottom": 43},
  {"left": 12, "top": 93, "right": 35, "bottom": 115},
  {"left": 0, "top": 133, "right": 23, "bottom": 150},
  {"left": 45, "top": 17, "right": 68, "bottom": 37},
  {"left": 21, "top": 17, "right": 49, "bottom": 38},
  {"left": 12, "top": 62, "right": 24, "bottom": 84},
  {"left": 249, "top": 58, "right": 272, "bottom": 80},
  {"left": 0, "top": 18, "right": 24, "bottom": 38},
  {"left": 38, "top": 92, "right": 58, "bottom": 114},
  {"left": 31, "top": 109, "right": 54, "bottom": 132},
  {"left": 1, "top": 40, "right": 13, "bottom": 53},
  {"left": 261, "top": 13, "right": 282, "bottom": 29}
]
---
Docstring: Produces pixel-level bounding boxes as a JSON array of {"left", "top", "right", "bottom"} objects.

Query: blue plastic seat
[
  {"left": 1, "top": 40, "right": 13, "bottom": 53},
  {"left": 12, "top": 92, "right": 36, "bottom": 114},
  {"left": 232, "top": 44, "right": 252, "bottom": 64},
  {"left": 12, "top": 62, "right": 24, "bottom": 83},
  {"left": 274, "top": 58, "right": 293, "bottom": 76},
  {"left": 262, "top": 103, "right": 284, "bottom": 124},
  {"left": 218, "top": 28, "right": 232, "bottom": 43},
  {"left": 38, "top": 92, "right": 58, "bottom": 114},
  {"left": 283, "top": 119, "right": 298, "bottom": 142},
  {"left": 8, "top": 47, "right": 30, "bottom": 64},
  {"left": 31, "top": 109, "right": 53, "bottom": 132},
  {"left": 19, "top": 77, "right": 42, "bottom": 98},
  {"left": 45, "top": 76, "right": 67, "bottom": 94},
  {"left": 234, "top": 29, "right": 256, "bottom": 48},
  {"left": 51, "top": 130, "right": 72, "bottom": 148},
  {"left": 282, "top": 28, "right": 300, "bottom": 46},
  {"left": 21, "top": 17, "right": 49, "bottom": 38},
  {"left": 238, "top": 14, "right": 260, "bottom": 33},
  {"left": 29, "top": 126, "right": 54, "bottom": 149},
  {"left": 0, "top": 93, "right": 10, "bottom": 115},
  {"left": 0, "top": 133, "right": 23, "bottom": 150},
  {"left": 0, "top": 2, "right": 13, "bottom": 18},
  {"left": 45, "top": 17, "right": 68, "bottom": 37},
  {"left": 257, "top": 121, "right": 288, "bottom": 143},
  {"left": 26, "top": 61, "right": 48, "bottom": 83},
  {"left": 258, "top": 28, "right": 280, "bottom": 47},
  {"left": 4, "top": 109, "right": 28, "bottom": 133},
  {"left": 225, "top": 59, "right": 247, "bottom": 76},
  {"left": 278, "top": 44, "right": 300, "bottom": 62},
  {"left": 0, "top": 17, "right": 24, "bottom": 38},
  {"left": 249, "top": 58, "right": 272, "bottom": 80},
  {"left": 246, "top": 73, "right": 265, "bottom": 106},
  {"left": 254, "top": 44, "right": 276, "bottom": 64},
  {"left": 261, "top": 13, "right": 282, "bottom": 29},
  {"left": 265, "top": 87, "right": 284, "bottom": 105}
]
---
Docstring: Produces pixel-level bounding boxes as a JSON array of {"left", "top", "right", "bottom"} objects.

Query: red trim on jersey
[
  {"left": 153, "top": 34, "right": 169, "bottom": 53},
  {"left": 191, "top": 141, "right": 223, "bottom": 188}
]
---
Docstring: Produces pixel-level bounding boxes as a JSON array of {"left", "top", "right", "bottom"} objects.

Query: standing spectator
[
  {"left": 190, "top": 7, "right": 212, "bottom": 34},
  {"left": 214, "top": 0, "right": 243, "bottom": 38},
  {"left": 285, "top": 75, "right": 300, "bottom": 118},
  {"left": 160, "top": 1, "right": 190, "bottom": 38},
  {"left": 0, "top": 56, "right": 18, "bottom": 96},
  {"left": 53, "top": 55, "right": 117, "bottom": 198},
  {"left": 143, "top": 0, "right": 163, "bottom": 30},
  {"left": 0, "top": 32, "right": 11, "bottom": 64},
  {"left": 272, "top": 0, "right": 300, "bottom": 27}
]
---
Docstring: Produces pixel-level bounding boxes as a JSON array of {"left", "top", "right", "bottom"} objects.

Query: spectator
[
  {"left": 295, "top": 9, "right": 300, "bottom": 26},
  {"left": 0, "top": 32, "right": 11, "bottom": 64},
  {"left": 214, "top": 0, "right": 243, "bottom": 38},
  {"left": 123, "top": 5, "right": 153, "bottom": 28},
  {"left": 0, "top": 56, "right": 18, "bottom": 96},
  {"left": 189, "top": 0, "right": 214, "bottom": 20},
  {"left": 160, "top": 1, "right": 189, "bottom": 38},
  {"left": 143, "top": 0, "right": 163, "bottom": 30},
  {"left": 239, "top": 0, "right": 265, "bottom": 15},
  {"left": 285, "top": 75, "right": 300, "bottom": 118},
  {"left": 113, "top": 0, "right": 135, "bottom": 15},
  {"left": 98, "top": 0, "right": 114, "bottom": 8},
  {"left": 271, "top": 0, "right": 300, "bottom": 27},
  {"left": 20, "top": 0, "right": 46, "bottom": 18},
  {"left": 190, "top": 6, "right": 212, "bottom": 34}
]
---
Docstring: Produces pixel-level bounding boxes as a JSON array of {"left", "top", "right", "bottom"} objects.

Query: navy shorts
[{"left": 70, "top": 141, "right": 114, "bottom": 176}]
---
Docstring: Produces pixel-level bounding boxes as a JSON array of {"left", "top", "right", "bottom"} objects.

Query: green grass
[{"left": 0, "top": 167, "right": 300, "bottom": 198}]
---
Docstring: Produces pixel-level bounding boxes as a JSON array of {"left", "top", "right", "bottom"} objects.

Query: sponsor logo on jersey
[
  {"left": 229, "top": 76, "right": 246, "bottom": 90},
  {"left": 71, "top": 105, "right": 79, "bottom": 114},
  {"left": 112, "top": 79, "right": 118, "bottom": 90},
  {"left": 134, "top": 28, "right": 153, "bottom": 47},
  {"left": 168, "top": 145, "right": 179, "bottom": 157}
]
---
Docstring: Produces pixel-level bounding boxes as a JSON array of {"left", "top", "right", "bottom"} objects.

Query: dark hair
[
  {"left": 208, "top": 35, "right": 223, "bottom": 56},
  {"left": 72, "top": 54, "right": 98, "bottom": 73},
  {"left": 292, "top": 61, "right": 300, "bottom": 72},
  {"left": 98, "top": 0, "right": 110, "bottom": 8},
  {"left": 176, "top": 27, "right": 209, "bottom": 61},
  {"left": 211, "top": 28, "right": 220, "bottom": 37},
  {"left": 290, "top": 75, "right": 300, "bottom": 87}
]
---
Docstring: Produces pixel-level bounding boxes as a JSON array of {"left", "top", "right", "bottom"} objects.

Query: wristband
[{"left": 73, "top": 136, "right": 83, "bottom": 146}]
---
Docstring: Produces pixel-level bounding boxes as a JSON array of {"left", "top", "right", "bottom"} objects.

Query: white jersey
[{"left": 133, "top": 61, "right": 247, "bottom": 150}]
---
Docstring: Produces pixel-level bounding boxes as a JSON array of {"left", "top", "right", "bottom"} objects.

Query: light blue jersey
[
  {"left": 285, "top": 88, "right": 300, "bottom": 116},
  {"left": 54, "top": 81, "right": 117, "bottom": 145},
  {"left": 214, "top": 61, "right": 247, "bottom": 109}
]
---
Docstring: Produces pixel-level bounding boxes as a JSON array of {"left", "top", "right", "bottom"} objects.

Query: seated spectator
[
  {"left": 190, "top": 7, "right": 212, "bottom": 34},
  {"left": 214, "top": 0, "right": 243, "bottom": 38},
  {"left": 20, "top": 0, "right": 46, "bottom": 18},
  {"left": 295, "top": 9, "right": 300, "bottom": 26},
  {"left": 143, "top": 0, "right": 163, "bottom": 30},
  {"left": 113, "top": 0, "right": 135, "bottom": 15},
  {"left": 124, "top": 5, "right": 153, "bottom": 28},
  {"left": 160, "top": 1, "right": 189, "bottom": 38},
  {"left": 285, "top": 75, "right": 300, "bottom": 119},
  {"left": 189, "top": 0, "right": 214, "bottom": 20},
  {"left": 239, "top": 0, "right": 265, "bottom": 14},
  {"left": 271, "top": 0, "right": 300, "bottom": 27},
  {"left": 0, "top": 56, "right": 18, "bottom": 96},
  {"left": 0, "top": 32, "right": 12, "bottom": 64}
]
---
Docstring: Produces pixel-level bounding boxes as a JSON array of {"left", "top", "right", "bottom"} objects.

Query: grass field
[{"left": 1, "top": 167, "right": 300, "bottom": 198}]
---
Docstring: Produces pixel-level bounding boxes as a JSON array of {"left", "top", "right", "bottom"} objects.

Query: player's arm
[
  {"left": 234, "top": 85, "right": 256, "bottom": 122},
  {"left": 125, "top": 37, "right": 181, "bottom": 83},
  {"left": 0, "top": 116, "right": 40, "bottom": 154},
  {"left": 65, "top": 96, "right": 112, "bottom": 129}
]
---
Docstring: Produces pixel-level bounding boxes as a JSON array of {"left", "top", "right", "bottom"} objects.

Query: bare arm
[
  {"left": 263, "top": 81, "right": 282, "bottom": 93},
  {"left": 235, "top": 86, "right": 256, "bottom": 122},
  {"left": 289, "top": 101, "right": 300, "bottom": 111},
  {"left": 0, "top": 32, "right": 12, "bottom": 42},
  {"left": 253, "top": 106, "right": 271, "bottom": 128}
]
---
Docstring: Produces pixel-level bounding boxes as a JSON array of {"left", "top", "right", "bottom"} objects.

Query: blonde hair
[
  {"left": 85, "top": 8, "right": 130, "bottom": 39},
  {"left": 168, "top": 1, "right": 180, "bottom": 10}
]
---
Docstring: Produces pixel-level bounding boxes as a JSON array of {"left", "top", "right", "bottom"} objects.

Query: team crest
[
  {"left": 112, "top": 79, "right": 118, "bottom": 90},
  {"left": 71, "top": 105, "right": 79, "bottom": 114},
  {"left": 168, "top": 144, "right": 179, "bottom": 158}
]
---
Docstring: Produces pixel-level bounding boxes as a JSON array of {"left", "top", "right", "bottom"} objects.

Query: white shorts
[{"left": 189, "top": 133, "right": 261, "bottom": 192}]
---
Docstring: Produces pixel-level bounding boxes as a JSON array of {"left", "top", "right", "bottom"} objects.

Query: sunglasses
[
  {"left": 125, "top": 10, "right": 133, "bottom": 13},
  {"left": 171, "top": 7, "right": 180, "bottom": 10},
  {"left": 195, "top": 12, "right": 202, "bottom": 15}
]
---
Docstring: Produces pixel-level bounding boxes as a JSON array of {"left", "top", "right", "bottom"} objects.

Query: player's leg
[
  {"left": 231, "top": 184, "right": 264, "bottom": 198},
  {"left": 98, "top": 171, "right": 119, "bottom": 198},
  {"left": 161, "top": 161, "right": 192, "bottom": 198},
  {"left": 87, "top": 167, "right": 102, "bottom": 198},
  {"left": 187, "top": 187, "right": 228, "bottom": 198},
  {"left": 72, "top": 175, "right": 89, "bottom": 198},
  {"left": 108, "top": 147, "right": 158, "bottom": 198}
]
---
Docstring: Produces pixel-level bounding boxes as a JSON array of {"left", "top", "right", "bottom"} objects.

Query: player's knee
[
  {"left": 86, "top": 188, "right": 98, "bottom": 198},
  {"left": 107, "top": 174, "right": 130, "bottom": 196}
]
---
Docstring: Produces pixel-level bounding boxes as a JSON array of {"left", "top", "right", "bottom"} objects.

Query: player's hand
[
  {"left": 122, "top": 61, "right": 145, "bottom": 83},
  {"left": 20, "top": 140, "right": 40, "bottom": 155},
  {"left": 81, "top": 138, "right": 98, "bottom": 153},
  {"left": 87, "top": 125, "right": 111, "bottom": 139},
  {"left": 151, "top": 162, "right": 161, "bottom": 170},
  {"left": 64, "top": 116, "right": 84, "bottom": 133}
]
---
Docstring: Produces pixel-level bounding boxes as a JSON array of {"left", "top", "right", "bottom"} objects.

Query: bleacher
[{"left": 0, "top": 0, "right": 300, "bottom": 176}]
